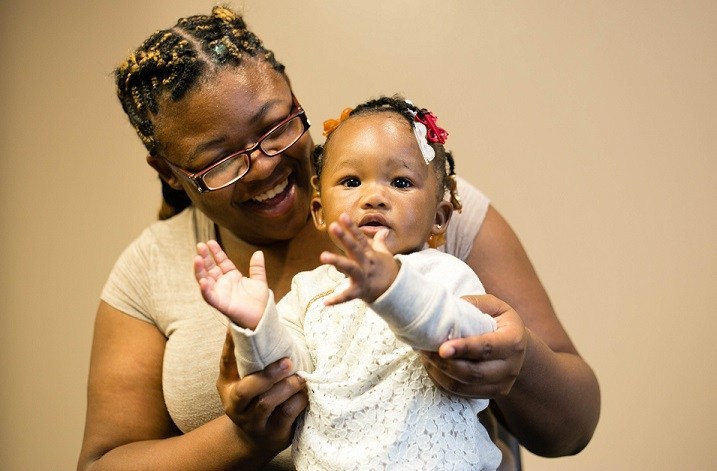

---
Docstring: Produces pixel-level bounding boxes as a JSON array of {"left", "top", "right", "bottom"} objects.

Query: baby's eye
[
  {"left": 392, "top": 177, "right": 413, "bottom": 189},
  {"left": 341, "top": 177, "right": 361, "bottom": 188}
]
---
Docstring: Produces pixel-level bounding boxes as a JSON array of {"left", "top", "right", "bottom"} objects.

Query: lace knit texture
[{"left": 293, "top": 293, "right": 501, "bottom": 470}]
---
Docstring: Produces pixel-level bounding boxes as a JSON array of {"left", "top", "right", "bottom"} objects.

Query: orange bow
[{"left": 322, "top": 107, "right": 353, "bottom": 136}]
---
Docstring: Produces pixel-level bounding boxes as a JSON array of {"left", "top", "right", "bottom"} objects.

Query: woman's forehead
[{"left": 151, "top": 66, "right": 292, "bottom": 162}]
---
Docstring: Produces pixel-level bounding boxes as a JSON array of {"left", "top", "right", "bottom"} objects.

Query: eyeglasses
[{"left": 163, "top": 95, "right": 310, "bottom": 193}]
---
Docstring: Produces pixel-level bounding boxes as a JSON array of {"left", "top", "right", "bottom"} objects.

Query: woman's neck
[{"left": 217, "top": 219, "right": 335, "bottom": 299}]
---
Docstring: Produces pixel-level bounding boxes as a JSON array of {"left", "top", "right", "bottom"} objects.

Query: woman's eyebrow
[
  {"left": 186, "top": 135, "right": 230, "bottom": 166},
  {"left": 186, "top": 98, "right": 285, "bottom": 165}
]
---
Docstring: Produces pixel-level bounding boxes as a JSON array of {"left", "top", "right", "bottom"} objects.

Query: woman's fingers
[
  {"left": 420, "top": 294, "right": 527, "bottom": 398},
  {"left": 217, "top": 330, "right": 307, "bottom": 434}
]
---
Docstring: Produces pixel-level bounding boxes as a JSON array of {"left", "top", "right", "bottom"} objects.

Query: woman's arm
[
  {"left": 77, "top": 302, "right": 306, "bottom": 471},
  {"left": 423, "top": 206, "right": 600, "bottom": 456}
]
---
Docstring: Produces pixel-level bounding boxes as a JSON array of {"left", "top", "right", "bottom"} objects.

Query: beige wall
[{"left": 2, "top": 1, "right": 715, "bottom": 469}]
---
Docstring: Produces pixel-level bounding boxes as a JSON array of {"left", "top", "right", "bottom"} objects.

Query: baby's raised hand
[
  {"left": 194, "top": 240, "right": 268, "bottom": 330},
  {"left": 319, "top": 213, "right": 399, "bottom": 305}
]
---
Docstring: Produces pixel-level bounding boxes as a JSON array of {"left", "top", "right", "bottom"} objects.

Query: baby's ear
[
  {"left": 311, "top": 193, "right": 326, "bottom": 231},
  {"left": 146, "top": 154, "right": 183, "bottom": 190},
  {"left": 310, "top": 175, "right": 321, "bottom": 199},
  {"left": 432, "top": 200, "right": 453, "bottom": 235},
  {"left": 427, "top": 200, "right": 453, "bottom": 248}
]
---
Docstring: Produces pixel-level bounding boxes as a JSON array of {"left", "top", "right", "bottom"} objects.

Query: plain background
[{"left": 1, "top": 1, "right": 715, "bottom": 469}]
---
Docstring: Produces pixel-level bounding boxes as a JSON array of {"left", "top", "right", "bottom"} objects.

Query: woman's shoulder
[
  {"left": 105, "top": 206, "right": 209, "bottom": 292},
  {"left": 453, "top": 176, "right": 490, "bottom": 219},
  {"left": 143, "top": 205, "right": 210, "bottom": 240},
  {"left": 101, "top": 206, "right": 213, "bottom": 325},
  {"left": 124, "top": 206, "right": 212, "bottom": 254},
  {"left": 442, "top": 178, "right": 490, "bottom": 261}
]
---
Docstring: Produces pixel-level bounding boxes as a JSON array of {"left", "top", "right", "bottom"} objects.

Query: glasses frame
[{"left": 163, "top": 94, "right": 310, "bottom": 193}]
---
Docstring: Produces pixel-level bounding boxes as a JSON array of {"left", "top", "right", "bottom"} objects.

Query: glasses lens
[
  {"left": 203, "top": 153, "right": 250, "bottom": 190},
  {"left": 260, "top": 115, "right": 305, "bottom": 156}
]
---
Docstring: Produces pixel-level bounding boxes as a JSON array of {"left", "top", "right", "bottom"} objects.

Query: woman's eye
[
  {"left": 341, "top": 177, "right": 361, "bottom": 188},
  {"left": 392, "top": 178, "right": 412, "bottom": 189}
]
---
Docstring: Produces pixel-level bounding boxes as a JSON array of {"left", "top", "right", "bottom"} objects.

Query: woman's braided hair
[
  {"left": 312, "top": 95, "right": 459, "bottom": 205},
  {"left": 114, "top": 5, "right": 285, "bottom": 219}
]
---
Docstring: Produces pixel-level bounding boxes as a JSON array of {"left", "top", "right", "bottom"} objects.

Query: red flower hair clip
[{"left": 414, "top": 110, "right": 448, "bottom": 144}]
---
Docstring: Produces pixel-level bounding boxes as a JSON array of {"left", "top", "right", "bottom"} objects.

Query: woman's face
[{"left": 151, "top": 59, "right": 314, "bottom": 244}]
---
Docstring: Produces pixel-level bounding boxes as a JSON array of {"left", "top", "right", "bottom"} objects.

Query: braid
[
  {"left": 159, "top": 180, "right": 192, "bottom": 221},
  {"left": 351, "top": 96, "right": 418, "bottom": 127},
  {"left": 313, "top": 95, "right": 460, "bottom": 206},
  {"left": 114, "top": 5, "right": 286, "bottom": 219}
]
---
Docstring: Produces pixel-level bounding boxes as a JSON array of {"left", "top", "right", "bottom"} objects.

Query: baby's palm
[
  {"left": 195, "top": 241, "right": 268, "bottom": 330},
  {"left": 320, "top": 214, "right": 399, "bottom": 305},
  {"left": 205, "top": 270, "right": 268, "bottom": 326}
]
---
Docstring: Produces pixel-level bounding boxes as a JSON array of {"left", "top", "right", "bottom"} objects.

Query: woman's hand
[
  {"left": 217, "top": 330, "right": 308, "bottom": 454},
  {"left": 419, "top": 294, "right": 527, "bottom": 398}
]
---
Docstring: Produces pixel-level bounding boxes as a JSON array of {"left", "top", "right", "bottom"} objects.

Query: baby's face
[{"left": 315, "top": 113, "right": 445, "bottom": 255}]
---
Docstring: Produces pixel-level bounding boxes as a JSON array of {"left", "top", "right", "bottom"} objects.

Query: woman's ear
[{"left": 146, "top": 154, "right": 183, "bottom": 190}]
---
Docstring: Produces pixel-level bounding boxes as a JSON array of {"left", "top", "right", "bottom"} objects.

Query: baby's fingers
[
  {"left": 194, "top": 243, "right": 220, "bottom": 286},
  {"left": 193, "top": 254, "right": 210, "bottom": 281},
  {"left": 340, "top": 214, "right": 370, "bottom": 249},
  {"left": 248, "top": 251, "right": 267, "bottom": 283},
  {"left": 328, "top": 221, "right": 358, "bottom": 252},
  {"left": 323, "top": 285, "right": 360, "bottom": 306},
  {"left": 195, "top": 242, "right": 216, "bottom": 270},
  {"left": 371, "top": 228, "right": 391, "bottom": 255},
  {"left": 206, "top": 240, "right": 237, "bottom": 274},
  {"left": 320, "top": 252, "right": 363, "bottom": 281}
]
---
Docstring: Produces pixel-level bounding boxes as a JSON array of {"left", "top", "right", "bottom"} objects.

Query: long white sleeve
[
  {"left": 230, "top": 290, "right": 312, "bottom": 377},
  {"left": 230, "top": 264, "right": 348, "bottom": 377},
  {"left": 370, "top": 249, "right": 496, "bottom": 351}
]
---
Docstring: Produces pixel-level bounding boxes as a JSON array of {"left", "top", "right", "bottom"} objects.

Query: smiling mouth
[{"left": 252, "top": 178, "right": 289, "bottom": 203}]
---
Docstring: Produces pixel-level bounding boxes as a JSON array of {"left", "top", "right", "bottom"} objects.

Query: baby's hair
[
  {"left": 114, "top": 5, "right": 285, "bottom": 219},
  {"left": 312, "top": 95, "right": 459, "bottom": 205}
]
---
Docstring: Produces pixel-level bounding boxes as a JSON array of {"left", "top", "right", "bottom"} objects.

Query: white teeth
[{"left": 252, "top": 178, "right": 289, "bottom": 202}]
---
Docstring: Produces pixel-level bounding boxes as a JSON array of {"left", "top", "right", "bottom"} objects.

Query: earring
[{"left": 427, "top": 230, "right": 446, "bottom": 249}]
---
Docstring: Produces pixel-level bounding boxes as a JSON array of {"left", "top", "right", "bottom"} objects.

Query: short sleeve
[
  {"left": 100, "top": 228, "right": 156, "bottom": 324},
  {"left": 441, "top": 177, "right": 490, "bottom": 261}
]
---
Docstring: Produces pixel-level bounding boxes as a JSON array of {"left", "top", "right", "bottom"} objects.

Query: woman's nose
[{"left": 239, "top": 148, "right": 278, "bottom": 183}]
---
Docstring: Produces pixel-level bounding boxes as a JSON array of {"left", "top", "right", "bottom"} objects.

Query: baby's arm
[
  {"left": 317, "top": 216, "right": 495, "bottom": 351},
  {"left": 371, "top": 252, "right": 497, "bottom": 351},
  {"left": 195, "top": 241, "right": 308, "bottom": 376}
]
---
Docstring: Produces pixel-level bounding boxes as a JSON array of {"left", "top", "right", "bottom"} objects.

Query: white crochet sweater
[{"left": 231, "top": 249, "right": 502, "bottom": 470}]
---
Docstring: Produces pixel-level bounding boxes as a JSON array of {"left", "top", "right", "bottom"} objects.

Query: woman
[{"left": 77, "top": 6, "right": 599, "bottom": 470}]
